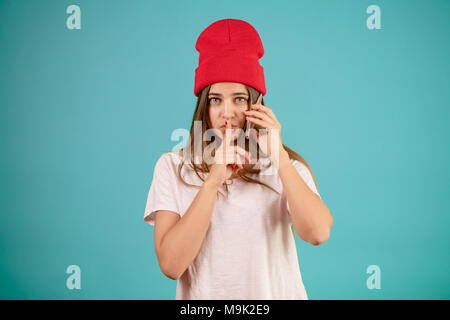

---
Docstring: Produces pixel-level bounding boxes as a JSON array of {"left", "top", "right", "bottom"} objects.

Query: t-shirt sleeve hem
[
  {"left": 286, "top": 159, "right": 322, "bottom": 214},
  {"left": 144, "top": 206, "right": 181, "bottom": 227}
]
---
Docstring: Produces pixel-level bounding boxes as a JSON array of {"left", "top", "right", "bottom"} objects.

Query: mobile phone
[{"left": 245, "top": 93, "right": 263, "bottom": 139}]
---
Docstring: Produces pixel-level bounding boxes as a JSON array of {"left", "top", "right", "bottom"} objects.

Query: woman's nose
[{"left": 222, "top": 102, "right": 234, "bottom": 116}]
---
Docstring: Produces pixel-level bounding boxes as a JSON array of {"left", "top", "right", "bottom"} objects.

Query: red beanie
[{"left": 194, "top": 18, "right": 266, "bottom": 97}]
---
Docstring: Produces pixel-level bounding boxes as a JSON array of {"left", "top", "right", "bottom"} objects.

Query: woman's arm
[
  {"left": 157, "top": 178, "right": 220, "bottom": 280},
  {"left": 278, "top": 152, "right": 333, "bottom": 246},
  {"left": 244, "top": 103, "right": 333, "bottom": 245}
]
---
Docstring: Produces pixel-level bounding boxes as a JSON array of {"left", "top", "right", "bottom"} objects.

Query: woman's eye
[{"left": 209, "top": 97, "right": 247, "bottom": 104}]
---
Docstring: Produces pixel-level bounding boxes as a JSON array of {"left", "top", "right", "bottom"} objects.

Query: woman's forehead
[{"left": 210, "top": 82, "right": 247, "bottom": 93}]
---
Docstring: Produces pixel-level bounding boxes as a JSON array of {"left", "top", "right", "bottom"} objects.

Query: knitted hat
[{"left": 194, "top": 19, "right": 266, "bottom": 96}]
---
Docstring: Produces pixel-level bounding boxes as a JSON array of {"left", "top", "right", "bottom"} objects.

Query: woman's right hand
[{"left": 207, "top": 120, "right": 252, "bottom": 187}]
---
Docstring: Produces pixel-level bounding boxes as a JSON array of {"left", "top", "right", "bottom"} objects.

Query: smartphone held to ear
[{"left": 245, "top": 93, "right": 265, "bottom": 139}]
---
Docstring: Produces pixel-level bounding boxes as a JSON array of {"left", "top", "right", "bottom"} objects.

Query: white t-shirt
[{"left": 144, "top": 149, "right": 321, "bottom": 300}]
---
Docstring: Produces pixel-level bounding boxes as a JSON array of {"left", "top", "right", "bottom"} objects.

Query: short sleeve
[
  {"left": 143, "top": 153, "right": 181, "bottom": 227},
  {"left": 286, "top": 159, "right": 322, "bottom": 214}
]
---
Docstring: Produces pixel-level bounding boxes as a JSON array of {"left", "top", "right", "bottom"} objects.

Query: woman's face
[{"left": 207, "top": 82, "right": 249, "bottom": 133}]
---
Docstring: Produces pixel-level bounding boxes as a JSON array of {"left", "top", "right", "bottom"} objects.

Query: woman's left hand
[{"left": 244, "top": 103, "right": 289, "bottom": 168}]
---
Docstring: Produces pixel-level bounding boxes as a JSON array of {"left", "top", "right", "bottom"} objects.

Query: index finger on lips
[{"left": 224, "top": 127, "right": 240, "bottom": 144}]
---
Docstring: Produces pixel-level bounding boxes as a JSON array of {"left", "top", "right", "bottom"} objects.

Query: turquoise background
[{"left": 0, "top": 0, "right": 449, "bottom": 299}]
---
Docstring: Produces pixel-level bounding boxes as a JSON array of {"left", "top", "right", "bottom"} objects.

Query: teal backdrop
[{"left": 0, "top": 0, "right": 449, "bottom": 299}]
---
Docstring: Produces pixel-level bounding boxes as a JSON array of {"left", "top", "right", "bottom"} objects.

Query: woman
[{"left": 144, "top": 18, "right": 333, "bottom": 300}]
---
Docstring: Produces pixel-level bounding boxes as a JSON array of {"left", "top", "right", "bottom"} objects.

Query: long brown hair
[{"left": 176, "top": 84, "right": 319, "bottom": 237}]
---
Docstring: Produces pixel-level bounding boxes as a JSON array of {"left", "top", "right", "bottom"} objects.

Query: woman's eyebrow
[{"left": 208, "top": 92, "right": 249, "bottom": 97}]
